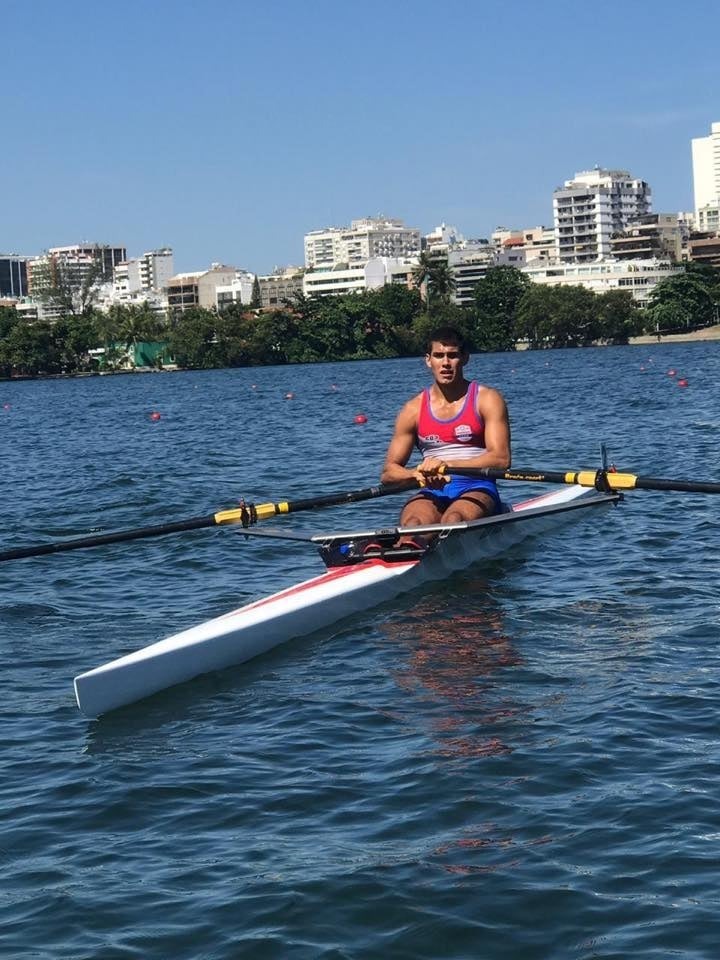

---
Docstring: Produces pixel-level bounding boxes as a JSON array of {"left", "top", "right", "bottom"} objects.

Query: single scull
[{"left": 74, "top": 484, "right": 619, "bottom": 718}]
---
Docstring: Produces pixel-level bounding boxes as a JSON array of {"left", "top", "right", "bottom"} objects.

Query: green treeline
[{"left": 1, "top": 264, "right": 719, "bottom": 377}]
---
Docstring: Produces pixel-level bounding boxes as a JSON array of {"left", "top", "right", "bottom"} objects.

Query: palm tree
[{"left": 411, "top": 252, "right": 456, "bottom": 313}]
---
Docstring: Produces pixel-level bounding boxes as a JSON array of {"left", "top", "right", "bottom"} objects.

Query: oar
[
  {"left": 446, "top": 466, "right": 720, "bottom": 495},
  {"left": 0, "top": 478, "right": 420, "bottom": 563}
]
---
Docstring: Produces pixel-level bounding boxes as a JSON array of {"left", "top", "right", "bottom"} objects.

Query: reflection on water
[{"left": 382, "top": 578, "right": 530, "bottom": 761}]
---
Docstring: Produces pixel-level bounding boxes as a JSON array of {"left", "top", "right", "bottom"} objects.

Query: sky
[{"left": 2, "top": 0, "right": 719, "bottom": 274}]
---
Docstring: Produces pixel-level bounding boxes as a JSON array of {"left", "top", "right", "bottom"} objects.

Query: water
[{"left": 1, "top": 343, "right": 719, "bottom": 959}]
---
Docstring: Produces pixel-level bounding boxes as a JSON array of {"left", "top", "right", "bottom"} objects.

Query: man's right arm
[{"left": 381, "top": 397, "right": 421, "bottom": 483}]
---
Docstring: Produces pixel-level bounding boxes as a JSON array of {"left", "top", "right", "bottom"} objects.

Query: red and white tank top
[{"left": 416, "top": 380, "right": 486, "bottom": 461}]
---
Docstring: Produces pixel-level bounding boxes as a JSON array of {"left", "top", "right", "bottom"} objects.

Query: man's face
[{"left": 425, "top": 340, "right": 467, "bottom": 385}]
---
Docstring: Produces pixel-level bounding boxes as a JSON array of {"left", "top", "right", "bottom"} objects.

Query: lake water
[{"left": 1, "top": 342, "right": 720, "bottom": 959}]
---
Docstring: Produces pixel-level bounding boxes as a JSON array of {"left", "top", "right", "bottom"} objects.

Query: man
[{"left": 381, "top": 326, "right": 511, "bottom": 529}]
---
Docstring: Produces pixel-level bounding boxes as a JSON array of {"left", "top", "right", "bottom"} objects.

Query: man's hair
[{"left": 425, "top": 326, "right": 469, "bottom": 355}]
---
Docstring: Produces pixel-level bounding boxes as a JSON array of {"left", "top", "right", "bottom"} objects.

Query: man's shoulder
[{"left": 397, "top": 391, "right": 423, "bottom": 423}]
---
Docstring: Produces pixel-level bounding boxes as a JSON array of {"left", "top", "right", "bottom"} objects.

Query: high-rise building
[
  {"left": 553, "top": 169, "right": 651, "bottom": 262},
  {"left": 304, "top": 217, "right": 420, "bottom": 270},
  {"left": 0, "top": 254, "right": 29, "bottom": 298},
  {"left": 48, "top": 244, "right": 127, "bottom": 281},
  {"left": 691, "top": 122, "right": 720, "bottom": 229},
  {"left": 114, "top": 248, "right": 174, "bottom": 294}
]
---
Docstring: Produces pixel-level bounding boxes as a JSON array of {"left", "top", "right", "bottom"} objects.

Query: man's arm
[{"left": 381, "top": 396, "right": 422, "bottom": 483}]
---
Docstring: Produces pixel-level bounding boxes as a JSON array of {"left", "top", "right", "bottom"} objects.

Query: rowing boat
[{"left": 73, "top": 483, "right": 619, "bottom": 718}]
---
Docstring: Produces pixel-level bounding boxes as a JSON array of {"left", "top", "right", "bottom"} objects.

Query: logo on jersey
[
  {"left": 454, "top": 424, "right": 473, "bottom": 442},
  {"left": 419, "top": 433, "right": 440, "bottom": 444}
]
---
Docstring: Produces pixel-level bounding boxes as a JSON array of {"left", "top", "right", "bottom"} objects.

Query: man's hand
[{"left": 414, "top": 458, "right": 448, "bottom": 489}]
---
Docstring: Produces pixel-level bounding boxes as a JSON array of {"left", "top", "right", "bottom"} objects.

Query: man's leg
[{"left": 440, "top": 492, "right": 497, "bottom": 525}]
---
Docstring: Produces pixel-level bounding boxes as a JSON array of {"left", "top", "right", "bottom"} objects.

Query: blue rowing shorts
[{"left": 416, "top": 477, "right": 502, "bottom": 515}]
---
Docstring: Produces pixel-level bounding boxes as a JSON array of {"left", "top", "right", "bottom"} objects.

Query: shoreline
[
  {"left": 628, "top": 324, "right": 720, "bottom": 345},
  {"left": 3, "top": 327, "right": 719, "bottom": 383}
]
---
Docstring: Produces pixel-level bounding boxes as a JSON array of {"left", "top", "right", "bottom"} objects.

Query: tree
[
  {"left": 548, "top": 285, "right": 599, "bottom": 346},
  {"left": 31, "top": 256, "right": 103, "bottom": 318},
  {"left": 168, "top": 308, "right": 222, "bottom": 368},
  {"left": 411, "top": 252, "right": 456, "bottom": 312},
  {"left": 249, "top": 276, "right": 262, "bottom": 309},
  {"left": 54, "top": 312, "right": 102, "bottom": 372},
  {"left": 3, "top": 320, "right": 63, "bottom": 375},
  {"left": 595, "top": 290, "right": 643, "bottom": 343},
  {"left": 648, "top": 271, "right": 715, "bottom": 329},
  {"left": 473, "top": 266, "right": 530, "bottom": 351},
  {"left": 514, "top": 284, "right": 557, "bottom": 348}
]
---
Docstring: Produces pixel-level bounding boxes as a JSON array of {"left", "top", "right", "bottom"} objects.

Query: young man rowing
[{"left": 381, "top": 326, "right": 511, "bottom": 530}]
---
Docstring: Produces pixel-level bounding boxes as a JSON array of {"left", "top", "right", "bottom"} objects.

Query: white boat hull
[{"left": 74, "top": 485, "right": 617, "bottom": 718}]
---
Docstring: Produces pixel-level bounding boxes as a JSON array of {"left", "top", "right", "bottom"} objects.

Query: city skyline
[{"left": 2, "top": 0, "right": 719, "bottom": 274}]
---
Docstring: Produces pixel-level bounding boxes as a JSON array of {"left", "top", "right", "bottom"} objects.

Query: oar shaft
[
  {"left": 449, "top": 466, "right": 720, "bottom": 495},
  {"left": 0, "top": 479, "right": 421, "bottom": 563},
  {"left": 0, "top": 515, "right": 217, "bottom": 562}
]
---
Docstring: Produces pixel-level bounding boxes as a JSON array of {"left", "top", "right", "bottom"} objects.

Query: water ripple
[{"left": 2, "top": 345, "right": 720, "bottom": 958}]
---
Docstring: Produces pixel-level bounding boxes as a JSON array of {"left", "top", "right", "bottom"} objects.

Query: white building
[
  {"left": 521, "top": 257, "right": 682, "bottom": 307},
  {"left": 553, "top": 169, "right": 651, "bottom": 262},
  {"left": 215, "top": 271, "right": 257, "bottom": 310},
  {"left": 113, "top": 248, "right": 174, "bottom": 296},
  {"left": 303, "top": 258, "right": 414, "bottom": 298},
  {"left": 423, "top": 223, "right": 465, "bottom": 254},
  {"left": 691, "top": 121, "right": 720, "bottom": 228},
  {"left": 304, "top": 217, "right": 421, "bottom": 270}
]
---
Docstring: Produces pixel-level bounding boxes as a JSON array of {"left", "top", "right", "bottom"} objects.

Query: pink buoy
[
  {"left": 668, "top": 369, "right": 676, "bottom": 377},
  {"left": 2, "top": 403, "right": 10, "bottom": 410},
  {"left": 353, "top": 413, "right": 368, "bottom": 425},
  {"left": 677, "top": 378, "right": 688, "bottom": 387},
  {"left": 149, "top": 411, "right": 162, "bottom": 421},
  {"left": 284, "top": 392, "right": 294, "bottom": 400}
]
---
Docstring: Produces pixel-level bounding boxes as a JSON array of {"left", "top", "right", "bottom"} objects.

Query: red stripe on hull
[{"left": 219, "top": 558, "right": 419, "bottom": 618}]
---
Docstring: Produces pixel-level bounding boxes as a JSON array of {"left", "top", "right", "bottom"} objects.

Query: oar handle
[{"left": 216, "top": 478, "right": 421, "bottom": 525}]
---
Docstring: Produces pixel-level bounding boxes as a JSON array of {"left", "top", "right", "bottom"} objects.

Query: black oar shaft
[
  {"left": 0, "top": 515, "right": 217, "bottom": 562},
  {"left": 0, "top": 479, "right": 421, "bottom": 563}
]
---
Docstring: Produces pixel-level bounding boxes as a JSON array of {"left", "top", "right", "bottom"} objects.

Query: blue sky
[{"left": 2, "top": 0, "right": 719, "bottom": 274}]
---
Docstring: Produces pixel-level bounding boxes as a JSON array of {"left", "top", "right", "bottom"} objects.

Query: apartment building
[
  {"left": 215, "top": 271, "right": 257, "bottom": 310},
  {"left": 258, "top": 267, "right": 304, "bottom": 307},
  {"left": 167, "top": 266, "right": 238, "bottom": 312},
  {"left": 302, "top": 258, "right": 414, "bottom": 298},
  {"left": 0, "top": 254, "right": 29, "bottom": 298},
  {"left": 610, "top": 214, "right": 682, "bottom": 262},
  {"left": 692, "top": 121, "right": 720, "bottom": 229},
  {"left": 114, "top": 249, "right": 174, "bottom": 296},
  {"left": 522, "top": 258, "right": 681, "bottom": 307},
  {"left": 553, "top": 169, "right": 651, "bottom": 262},
  {"left": 304, "top": 217, "right": 420, "bottom": 270},
  {"left": 448, "top": 244, "right": 496, "bottom": 305},
  {"left": 48, "top": 244, "right": 127, "bottom": 281}
]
